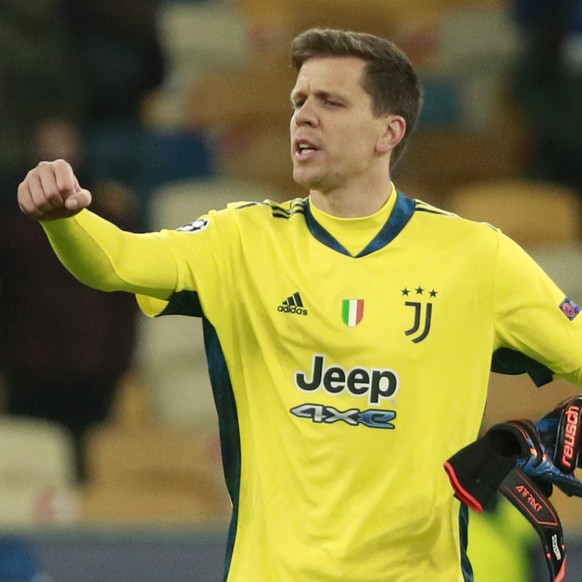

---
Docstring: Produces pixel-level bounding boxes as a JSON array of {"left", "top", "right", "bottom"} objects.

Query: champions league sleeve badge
[
  {"left": 560, "top": 297, "right": 581, "bottom": 321},
  {"left": 176, "top": 218, "right": 210, "bottom": 233}
]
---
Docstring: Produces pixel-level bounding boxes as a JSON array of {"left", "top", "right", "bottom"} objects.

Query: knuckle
[
  {"left": 45, "top": 189, "right": 61, "bottom": 204},
  {"left": 54, "top": 158, "right": 71, "bottom": 171}
]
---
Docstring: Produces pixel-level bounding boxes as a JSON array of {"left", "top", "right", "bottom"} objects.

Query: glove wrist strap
[
  {"left": 445, "top": 441, "right": 567, "bottom": 581},
  {"left": 499, "top": 467, "right": 566, "bottom": 581}
]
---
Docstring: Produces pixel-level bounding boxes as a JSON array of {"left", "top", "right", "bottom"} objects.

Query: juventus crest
[{"left": 402, "top": 286, "right": 437, "bottom": 343}]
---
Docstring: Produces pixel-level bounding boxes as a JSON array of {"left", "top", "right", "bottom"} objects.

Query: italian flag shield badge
[{"left": 342, "top": 299, "right": 364, "bottom": 327}]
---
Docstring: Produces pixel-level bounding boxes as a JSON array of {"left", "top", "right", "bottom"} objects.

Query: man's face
[{"left": 290, "top": 56, "right": 388, "bottom": 193}]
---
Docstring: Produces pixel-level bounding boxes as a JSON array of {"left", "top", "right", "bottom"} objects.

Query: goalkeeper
[{"left": 15, "top": 27, "right": 582, "bottom": 582}]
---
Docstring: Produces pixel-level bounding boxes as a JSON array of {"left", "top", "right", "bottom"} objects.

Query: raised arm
[{"left": 18, "top": 160, "right": 177, "bottom": 300}]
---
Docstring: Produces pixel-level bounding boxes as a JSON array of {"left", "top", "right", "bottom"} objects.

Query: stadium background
[{"left": 1, "top": 0, "right": 582, "bottom": 580}]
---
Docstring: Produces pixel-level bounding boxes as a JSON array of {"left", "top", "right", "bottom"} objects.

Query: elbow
[{"left": 72, "top": 268, "right": 126, "bottom": 293}]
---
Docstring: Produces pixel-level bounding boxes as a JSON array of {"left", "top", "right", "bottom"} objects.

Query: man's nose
[{"left": 293, "top": 101, "right": 318, "bottom": 127}]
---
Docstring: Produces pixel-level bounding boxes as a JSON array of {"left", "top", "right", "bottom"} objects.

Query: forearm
[{"left": 41, "top": 210, "right": 176, "bottom": 300}]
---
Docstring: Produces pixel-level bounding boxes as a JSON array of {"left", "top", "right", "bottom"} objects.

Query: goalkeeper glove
[{"left": 490, "top": 395, "right": 582, "bottom": 497}]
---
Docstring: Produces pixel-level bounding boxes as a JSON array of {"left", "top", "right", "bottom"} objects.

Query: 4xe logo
[{"left": 291, "top": 404, "right": 396, "bottom": 429}]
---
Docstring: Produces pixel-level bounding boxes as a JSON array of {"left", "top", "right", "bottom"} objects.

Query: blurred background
[{"left": 0, "top": 0, "right": 582, "bottom": 580}]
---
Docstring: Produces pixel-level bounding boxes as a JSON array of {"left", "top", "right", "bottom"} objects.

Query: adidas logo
[{"left": 278, "top": 292, "right": 308, "bottom": 316}]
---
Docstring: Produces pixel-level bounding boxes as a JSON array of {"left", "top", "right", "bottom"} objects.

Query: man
[{"left": 17, "top": 28, "right": 582, "bottom": 581}]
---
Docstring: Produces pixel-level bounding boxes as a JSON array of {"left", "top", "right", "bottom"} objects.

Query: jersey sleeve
[
  {"left": 493, "top": 232, "right": 582, "bottom": 381},
  {"left": 136, "top": 205, "right": 243, "bottom": 318},
  {"left": 41, "top": 206, "right": 242, "bottom": 319},
  {"left": 41, "top": 209, "right": 178, "bottom": 299}
]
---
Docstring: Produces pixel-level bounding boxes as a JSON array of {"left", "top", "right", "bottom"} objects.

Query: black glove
[
  {"left": 491, "top": 395, "right": 582, "bottom": 497},
  {"left": 442, "top": 398, "right": 582, "bottom": 582}
]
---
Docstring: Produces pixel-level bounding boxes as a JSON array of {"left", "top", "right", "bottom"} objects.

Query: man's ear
[{"left": 375, "top": 115, "right": 406, "bottom": 155}]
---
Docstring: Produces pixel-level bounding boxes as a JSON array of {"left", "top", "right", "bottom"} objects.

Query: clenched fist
[{"left": 18, "top": 159, "right": 92, "bottom": 221}]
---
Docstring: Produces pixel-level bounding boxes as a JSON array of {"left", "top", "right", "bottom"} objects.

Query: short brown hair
[{"left": 291, "top": 28, "right": 424, "bottom": 167}]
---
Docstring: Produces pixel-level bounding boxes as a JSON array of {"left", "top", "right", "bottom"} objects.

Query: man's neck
[{"left": 309, "top": 181, "right": 393, "bottom": 218}]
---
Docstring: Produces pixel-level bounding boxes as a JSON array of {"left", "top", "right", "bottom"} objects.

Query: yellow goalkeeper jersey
[{"left": 44, "top": 190, "right": 582, "bottom": 581}]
